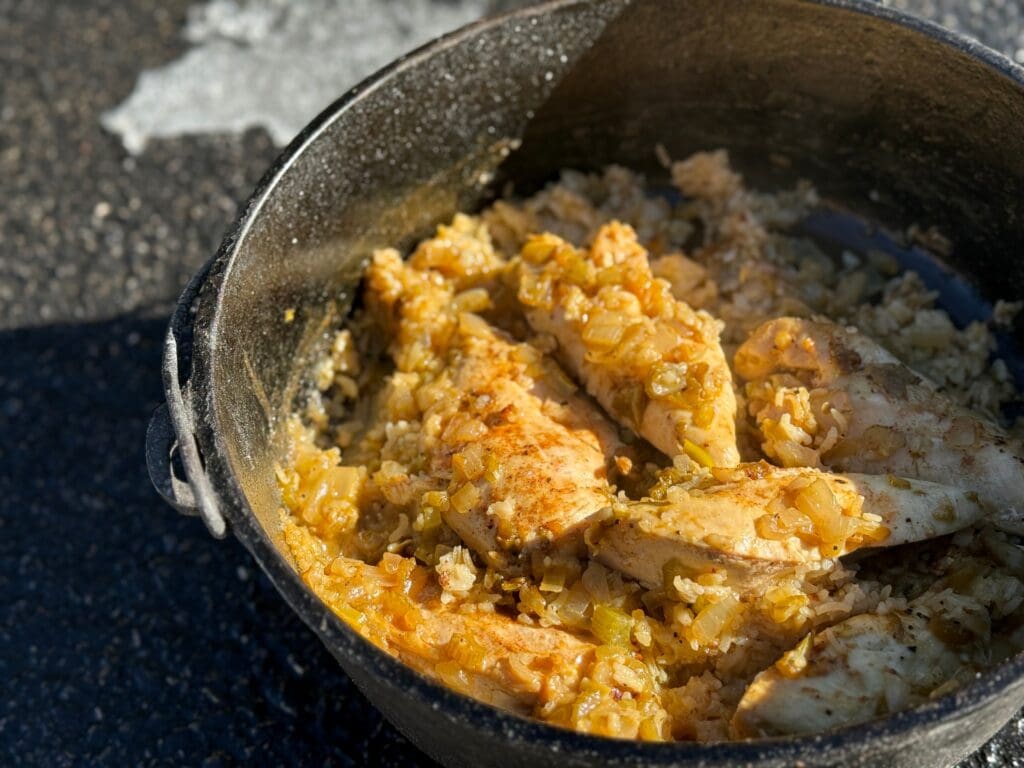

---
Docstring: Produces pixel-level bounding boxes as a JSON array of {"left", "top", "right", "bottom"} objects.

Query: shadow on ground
[{"left": 0, "top": 314, "right": 434, "bottom": 766}]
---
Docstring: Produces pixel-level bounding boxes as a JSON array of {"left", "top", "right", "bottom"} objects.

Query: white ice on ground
[{"left": 101, "top": 0, "right": 490, "bottom": 153}]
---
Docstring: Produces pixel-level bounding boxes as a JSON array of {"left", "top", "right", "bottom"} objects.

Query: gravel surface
[{"left": 2, "top": 1, "right": 1023, "bottom": 765}]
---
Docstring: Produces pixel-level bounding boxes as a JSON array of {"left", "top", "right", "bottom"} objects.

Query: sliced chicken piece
[
  {"left": 516, "top": 222, "right": 740, "bottom": 467},
  {"left": 306, "top": 552, "right": 595, "bottom": 717},
  {"left": 291, "top": 524, "right": 670, "bottom": 737},
  {"left": 365, "top": 248, "right": 621, "bottom": 569},
  {"left": 593, "top": 463, "right": 987, "bottom": 590},
  {"left": 403, "top": 601, "right": 595, "bottom": 715},
  {"left": 734, "top": 317, "right": 1024, "bottom": 532},
  {"left": 730, "top": 545, "right": 1013, "bottom": 740},
  {"left": 734, "top": 315, "right": 902, "bottom": 382},
  {"left": 440, "top": 609, "right": 590, "bottom": 713},
  {"left": 423, "top": 316, "right": 619, "bottom": 567},
  {"left": 731, "top": 607, "right": 975, "bottom": 737}
]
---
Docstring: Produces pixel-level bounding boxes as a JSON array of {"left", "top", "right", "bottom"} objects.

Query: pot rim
[{"left": 183, "top": 0, "right": 1024, "bottom": 761}]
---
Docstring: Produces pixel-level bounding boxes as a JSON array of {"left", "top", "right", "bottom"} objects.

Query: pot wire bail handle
[
  {"left": 145, "top": 261, "right": 228, "bottom": 539},
  {"left": 145, "top": 334, "right": 228, "bottom": 538}
]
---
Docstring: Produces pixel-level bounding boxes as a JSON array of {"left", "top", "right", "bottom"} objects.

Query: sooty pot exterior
[{"left": 146, "top": 1, "right": 1024, "bottom": 765}]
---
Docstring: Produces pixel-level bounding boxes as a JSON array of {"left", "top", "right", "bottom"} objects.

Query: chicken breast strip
[
  {"left": 734, "top": 317, "right": 1024, "bottom": 532},
  {"left": 423, "top": 317, "right": 621, "bottom": 567},
  {"left": 294, "top": 549, "right": 596, "bottom": 717},
  {"left": 730, "top": 530, "right": 1024, "bottom": 738},
  {"left": 592, "top": 463, "right": 987, "bottom": 589},
  {"left": 366, "top": 248, "right": 621, "bottom": 569},
  {"left": 516, "top": 222, "right": 740, "bottom": 467},
  {"left": 731, "top": 608, "right": 973, "bottom": 737}
]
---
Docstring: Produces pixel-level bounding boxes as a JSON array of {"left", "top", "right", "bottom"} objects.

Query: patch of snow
[{"left": 102, "top": 0, "right": 490, "bottom": 153}]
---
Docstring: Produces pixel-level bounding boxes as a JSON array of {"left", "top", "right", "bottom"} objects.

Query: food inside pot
[{"left": 275, "top": 150, "right": 1024, "bottom": 741}]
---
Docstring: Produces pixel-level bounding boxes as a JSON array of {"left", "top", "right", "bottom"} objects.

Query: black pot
[{"left": 146, "top": 1, "right": 1024, "bottom": 765}]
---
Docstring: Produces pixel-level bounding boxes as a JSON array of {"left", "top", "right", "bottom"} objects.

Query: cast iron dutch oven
[{"left": 146, "top": 0, "right": 1024, "bottom": 765}]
